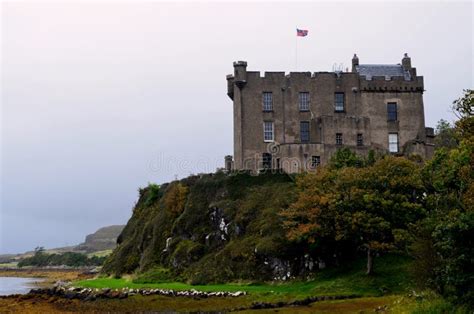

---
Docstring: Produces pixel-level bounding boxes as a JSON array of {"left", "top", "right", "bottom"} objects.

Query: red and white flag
[{"left": 296, "top": 28, "right": 308, "bottom": 37}]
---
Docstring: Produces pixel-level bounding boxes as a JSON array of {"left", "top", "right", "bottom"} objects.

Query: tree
[
  {"left": 328, "top": 147, "right": 364, "bottom": 169},
  {"left": 410, "top": 89, "right": 473, "bottom": 306},
  {"left": 434, "top": 119, "right": 458, "bottom": 150},
  {"left": 163, "top": 183, "right": 188, "bottom": 215},
  {"left": 282, "top": 156, "right": 424, "bottom": 275}
]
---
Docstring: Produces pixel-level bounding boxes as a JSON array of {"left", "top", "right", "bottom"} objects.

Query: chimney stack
[
  {"left": 352, "top": 54, "right": 359, "bottom": 72},
  {"left": 402, "top": 53, "right": 411, "bottom": 70}
]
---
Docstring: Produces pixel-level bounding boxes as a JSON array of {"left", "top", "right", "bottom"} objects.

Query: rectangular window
[
  {"left": 300, "top": 121, "right": 310, "bottom": 143},
  {"left": 335, "top": 92, "right": 345, "bottom": 112},
  {"left": 263, "top": 92, "right": 273, "bottom": 111},
  {"left": 387, "top": 102, "right": 397, "bottom": 121},
  {"left": 389, "top": 133, "right": 399, "bottom": 153},
  {"left": 311, "top": 156, "right": 321, "bottom": 168},
  {"left": 336, "top": 133, "right": 343, "bottom": 145},
  {"left": 357, "top": 133, "right": 363, "bottom": 146},
  {"left": 262, "top": 153, "right": 272, "bottom": 169},
  {"left": 263, "top": 121, "right": 274, "bottom": 142},
  {"left": 299, "top": 92, "right": 310, "bottom": 111}
]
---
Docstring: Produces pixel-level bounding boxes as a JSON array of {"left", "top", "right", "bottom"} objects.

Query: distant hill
[
  {"left": 0, "top": 225, "right": 125, "bottom": 263},
  {"left": 75, "top": 225, "right": 125, "bottom": 253}
]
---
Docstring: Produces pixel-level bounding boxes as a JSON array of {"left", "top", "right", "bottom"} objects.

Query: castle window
[
  {"left": 300, "top": 121, "right": 310, "bottom": 143},
  {"left": 263, "top": 92, "right": 273, "bottom": 111},
  {"left": 389, "top": 133, "right": 399, "bottom": 153},
  {"left": 387, "top": 103, "right": 397, "bottom": 121},
  {"left": 357, "top": 133, "right": 363, "bottom": 146},
  {"left": 263, "top": 121, "right": 274, "bottom": 142},
  {"left": 336, "top": 133, "right": 343, "bottom": 145},
  {"left": 262, "top": 153, "right": 272, "bottom": 169},
  {"left": 311, "top": 156, "right": 321, "bottom": 168},
  {"left": 335, "top": 92, "right": 345, "bottom": 112},
  {"left": 299, "top": 92, "right": 310, "bottom": 111}
]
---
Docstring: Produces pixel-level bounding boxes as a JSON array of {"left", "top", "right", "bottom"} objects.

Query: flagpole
[{"left": 295, "top": 27, "right": 298, "bottom": 71}]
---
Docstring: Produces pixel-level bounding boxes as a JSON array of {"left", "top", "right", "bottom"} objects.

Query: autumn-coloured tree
[
  {"left": 282, "top": 154, "right": 424, "bottom": 275},
  {"left": 163, "top": 183, "right": 189, "bottom": 216}
]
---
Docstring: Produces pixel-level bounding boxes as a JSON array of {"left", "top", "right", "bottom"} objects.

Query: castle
[{"left": 226, "top": 54, "right": 434, "bottom": 173}]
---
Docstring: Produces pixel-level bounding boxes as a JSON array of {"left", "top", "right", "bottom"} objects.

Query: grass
[
  {"left": 75, "top": 254, "right": 413, "bottom": 298},
  {"left": 87, "top": 250, "right": 113, "bottom": 258},
  {"left": 0, "top": 262, "right": 18, "bottom": 268}
]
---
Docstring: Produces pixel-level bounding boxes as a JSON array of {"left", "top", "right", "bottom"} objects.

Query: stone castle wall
[{"left": 227, "top": 55, "right": 434, "bottom": 173}]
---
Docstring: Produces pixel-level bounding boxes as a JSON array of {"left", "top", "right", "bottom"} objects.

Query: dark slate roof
[{"left": 356, "top": 64, "right": 411, "bottom": 80}]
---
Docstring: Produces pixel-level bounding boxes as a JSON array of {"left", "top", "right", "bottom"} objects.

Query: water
[{"left": 0, "top": 277, "right": 42, "bottom": 295}]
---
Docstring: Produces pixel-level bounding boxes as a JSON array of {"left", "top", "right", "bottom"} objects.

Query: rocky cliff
[{"left": 102, "top": 172, "right": 316, "bottom": 283}]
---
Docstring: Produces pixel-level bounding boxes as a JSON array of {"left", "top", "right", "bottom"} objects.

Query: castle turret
[
  {"left": 352, "top": 54, "right": 359, "bottom": 72},
  {"left": 233, "top": 61, "right": 247, "bottom": 88},
  {"left": 224, "top": 155, "right": 233, "bottom": 173}
]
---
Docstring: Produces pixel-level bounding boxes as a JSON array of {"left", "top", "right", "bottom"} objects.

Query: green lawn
[{"left": 75, "top": 254, "right": 413, "bottom": 298}]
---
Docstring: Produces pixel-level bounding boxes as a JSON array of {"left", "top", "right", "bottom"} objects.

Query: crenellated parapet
[{"left": 360, "top": 75, "right": 424, "bottom": 93}]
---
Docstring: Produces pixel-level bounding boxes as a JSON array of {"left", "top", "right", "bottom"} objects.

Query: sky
[{"left": 1, "top": 1, "right": 472, "bottom": 254}]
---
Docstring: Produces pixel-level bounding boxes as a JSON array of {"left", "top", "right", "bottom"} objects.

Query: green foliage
[
  {"left": 80, "top": 254, "right": 412, "bottom": 297},
  {"left": 366, "top": 149, "right": 376, "bottom": 166},
  {"left": 410, "top": 89, "right": 474, "bottom": 307},
  {"left": 170, "top": 240, "right": 205, "bottom": 269},
  {"left": 282, "top": 156, "right": 424, "bottom": 274},
  {"left": 133, "top": 267, "right": 173, "bottom": 283},
  {"left": 452, "top": 89, "right": 473, "bottom": 118},
  {"left": 18, "top": 249, "right": 106, "bottom": 267},
  {"left": 431, "top": 210, "right": 473, "bottom": 304},
  {"left": 328, "top": 147, "right": 364, "bottom": 169},
  {"left": 143, "top": 183, "right": 162, "bottom": 207},
  {"left": 434, "top": 119, "right": 458, "bottom": 150}
]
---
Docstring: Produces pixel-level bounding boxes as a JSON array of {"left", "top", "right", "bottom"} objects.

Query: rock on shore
[{"left": 27, "top": 285, "right": 247, "bottom": 301}]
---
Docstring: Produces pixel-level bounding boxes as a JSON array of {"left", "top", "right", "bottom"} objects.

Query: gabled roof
[{"left": 356, "top": 64, "right": 411, "bottom": 80}]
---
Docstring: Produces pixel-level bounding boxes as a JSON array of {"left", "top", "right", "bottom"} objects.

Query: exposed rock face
[{"left": 75, "top": 225, "right": 125, "bottom": 252}]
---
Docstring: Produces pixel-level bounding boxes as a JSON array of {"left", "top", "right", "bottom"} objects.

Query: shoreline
[
  {"left": 0, "top": 291, "right": 405, "bottom": 313},
  {"left": 0, "top": 268, "right": 95, "bottom": 287}
]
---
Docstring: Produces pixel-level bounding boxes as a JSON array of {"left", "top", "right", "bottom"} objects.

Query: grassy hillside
[{"left": 102, "top": 171, "right": 298, "bottom": 282}]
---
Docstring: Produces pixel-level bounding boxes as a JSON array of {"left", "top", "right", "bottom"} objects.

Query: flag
[{"left": 296, "top": 28, "right": 308, "bottom": 37}]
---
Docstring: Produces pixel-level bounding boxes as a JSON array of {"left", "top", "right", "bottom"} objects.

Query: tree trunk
[{"left": 366, "top": 247, "right": 374, "bottom": 275}]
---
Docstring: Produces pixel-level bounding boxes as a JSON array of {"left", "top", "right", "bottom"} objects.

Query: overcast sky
[{"left": 1, "top": 1, "right": 472, "bottom": 254}]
